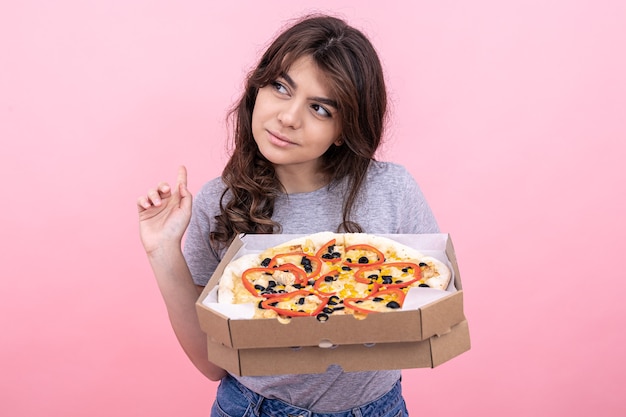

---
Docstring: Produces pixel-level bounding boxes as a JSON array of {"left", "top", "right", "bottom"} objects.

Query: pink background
[{"left": 2, "top": 1, "right": 625, "bottom": 416}]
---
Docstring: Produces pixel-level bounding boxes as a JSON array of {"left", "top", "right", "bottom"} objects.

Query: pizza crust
[
  {"left": 343, "top": 233, "right": 426, "bottom": 261},
  {"left": 217, "top": 253, "right": 260, "bottom": 304},
  {"left": 420, "top": 256, "right": 452, "bottom": 290},
  {"left": 258, "top": 231, "right": 341, "bottom": 261}
]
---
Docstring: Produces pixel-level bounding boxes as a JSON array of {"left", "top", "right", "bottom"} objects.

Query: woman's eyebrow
[
  {"left": 280, "top": 72, "right": 297, "bottom": 89},
  {"left": 280, "top": 72, "right": 338, "bottom": 109}
]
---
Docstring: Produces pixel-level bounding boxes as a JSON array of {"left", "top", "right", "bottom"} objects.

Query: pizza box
[
  {"left": 204, "top": 319, "right": 470, "bottom": 376},
  {"left": 195, "top": 233, "right": 470, "bottom": 375}
]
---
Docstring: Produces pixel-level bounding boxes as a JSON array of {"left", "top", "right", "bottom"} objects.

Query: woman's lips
[{"left": 268, "top": 131, "right": 296, "bottom": 147}]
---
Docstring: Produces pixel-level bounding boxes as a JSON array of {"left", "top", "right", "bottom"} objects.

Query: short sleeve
[
  {"left": 183, "top": 179, "right": 224, "bottom": 286},
  {"left": 398, "top": 171, "right": 440, "bottom": 233}
]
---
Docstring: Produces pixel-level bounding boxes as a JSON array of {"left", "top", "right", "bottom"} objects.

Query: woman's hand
[{"left": 137, "top": 166, "right": 192, "bottom": 255}]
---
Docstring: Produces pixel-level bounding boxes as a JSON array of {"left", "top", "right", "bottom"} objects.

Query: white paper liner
[{"left": 201, "top": 234, "right": 456, "bottom": 320}]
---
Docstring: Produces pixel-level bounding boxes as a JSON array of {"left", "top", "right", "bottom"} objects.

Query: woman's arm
[{"left": 137, "top": 166, "right": 227, "bottom": 381}]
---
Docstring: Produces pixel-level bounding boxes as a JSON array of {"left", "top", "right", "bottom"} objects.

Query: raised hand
[{"left": 137, "top": 166, "right": 192, "bottom": 255}]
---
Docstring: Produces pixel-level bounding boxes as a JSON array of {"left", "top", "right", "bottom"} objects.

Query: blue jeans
[{"left": 211, "top": 374, "right": 409, "bottom": 417}]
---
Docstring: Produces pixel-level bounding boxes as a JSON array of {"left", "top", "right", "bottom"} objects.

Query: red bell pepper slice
[
  {"left": 260, "top": 290, "right": 329, "bottom": 317},
  {"left": 267, "top": 251, "right": 322, "bottom": 279},
  {"left": 313, "top": 272, "right": 340, "bottom": 296},
  {"left": 343, "top": 244, "right": 385, "bottom": 267},
  {"left": 354, "top": 262, "right": 422, "bottom": 288},
  {"left": 241, "top": 264, "right": 307, "bottom": 298},
  {"left": 343, "top": 288, "right": 406, "bottom": 314},
  {"left": 315, "top": 239, "right": 343, "bottom": 263}
]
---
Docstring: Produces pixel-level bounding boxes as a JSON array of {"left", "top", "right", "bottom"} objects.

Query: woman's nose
[{"left": 277, "top": 101, "right": 303, "bottom": 129}]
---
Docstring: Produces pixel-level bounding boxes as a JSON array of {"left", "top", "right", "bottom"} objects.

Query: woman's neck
[{"left": 275, "top": 165, "right": 329, "bottom": 194}]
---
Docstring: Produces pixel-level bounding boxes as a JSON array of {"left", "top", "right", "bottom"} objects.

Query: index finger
[{"left": 177, "top": 165, "right": 188, "bottom": 187}]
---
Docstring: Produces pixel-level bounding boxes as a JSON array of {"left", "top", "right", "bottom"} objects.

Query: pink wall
[{"left": 2, "top": 1, "right": 624, "bottom": 416}]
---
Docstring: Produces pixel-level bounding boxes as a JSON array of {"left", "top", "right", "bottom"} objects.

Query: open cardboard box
[{"left": 195, "top": 233, "right": 470, "bottom": 376}]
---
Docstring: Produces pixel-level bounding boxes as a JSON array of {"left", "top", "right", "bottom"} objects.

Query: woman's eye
[
  {"left": 311, "top": 104, "right": 331, "bottom": 118},
  {"left": 272, "top": 81, "right": 288, "bottom": 95}
]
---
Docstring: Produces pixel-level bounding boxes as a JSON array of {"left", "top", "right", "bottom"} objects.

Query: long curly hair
[{"left": 210, "top": 14, "right": 388, "bottom": 247}]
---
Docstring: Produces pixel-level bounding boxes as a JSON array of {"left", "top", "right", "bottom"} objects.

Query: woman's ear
[{"left": 334, "top": 138, "right": 344, "bottom": 146}]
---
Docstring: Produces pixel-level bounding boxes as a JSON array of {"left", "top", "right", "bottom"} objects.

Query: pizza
[{"left": 217, "top": 232, "right": 451, "bottom": 321}]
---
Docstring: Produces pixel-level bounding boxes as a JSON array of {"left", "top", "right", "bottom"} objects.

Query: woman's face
[{"left": 252, "top": 55, "right": 341, "bottom": 179}]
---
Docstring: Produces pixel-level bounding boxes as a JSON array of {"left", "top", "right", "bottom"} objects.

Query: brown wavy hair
[{"left": 210, "top": 14, "right": 388, "bottom": 247}]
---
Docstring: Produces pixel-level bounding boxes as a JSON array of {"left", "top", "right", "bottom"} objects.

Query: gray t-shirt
[{"left": 184, "top": 161, "right": 439, "bottom": 412}]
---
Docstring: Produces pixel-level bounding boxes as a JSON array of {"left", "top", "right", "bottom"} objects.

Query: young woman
[{"left": 137, "top": 14, "right": 439, "bottom": 417}]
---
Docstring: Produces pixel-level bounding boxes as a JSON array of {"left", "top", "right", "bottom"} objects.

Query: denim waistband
[{"left": 225, "top": 374, "right": 404, "bottom": 417}]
